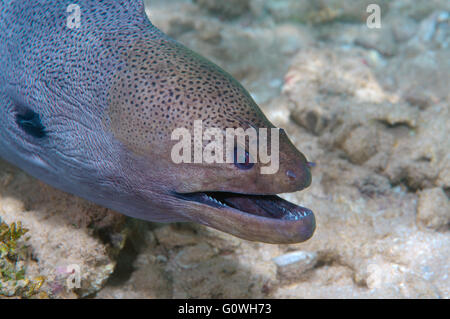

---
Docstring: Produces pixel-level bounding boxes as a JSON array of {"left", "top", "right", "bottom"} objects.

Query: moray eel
[{"left": 0, "top": 0, "right": 315, "bottom": 243}]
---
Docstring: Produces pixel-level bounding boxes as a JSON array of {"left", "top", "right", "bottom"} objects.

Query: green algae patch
[{"left": 0, "top": 219, "right": 46, "bottom": 298}]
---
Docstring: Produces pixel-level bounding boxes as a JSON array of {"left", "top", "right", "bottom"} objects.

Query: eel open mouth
[
  {"left": 176, "top": 192, "right": 313, "bottom": 221},
  {"left": 174, "top": 191, "right": 315, "bottom": 243}
]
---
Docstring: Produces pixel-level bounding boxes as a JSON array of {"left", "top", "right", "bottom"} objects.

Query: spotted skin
[
  {"left": 0, "top": 0, "right": 315, "bottom": 243},
  {"left": 108, "top": 38, "right": 272, "bottom": 150}
]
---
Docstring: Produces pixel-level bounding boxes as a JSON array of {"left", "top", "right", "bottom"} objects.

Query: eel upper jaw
[{"left": 172, "top": 190, "right": 316, "bottom": 244}]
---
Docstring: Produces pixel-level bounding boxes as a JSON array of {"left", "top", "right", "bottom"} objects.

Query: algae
[{"left": 0, "top": 219, "right": 46, "bottom": 298}]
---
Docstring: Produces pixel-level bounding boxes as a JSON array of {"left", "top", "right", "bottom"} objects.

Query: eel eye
[{"left": 234, "top": 146, "right": 254, "bottom": 170}]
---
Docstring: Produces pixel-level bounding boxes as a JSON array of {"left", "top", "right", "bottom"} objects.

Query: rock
[
  {"left": 387, "top": 50, "right": 449, "bottom": 109},
  {"left": 0, "top": 159, "right": 127, "bottom": 298},
  {"left": 365, "top": 262, "right": 441, "bottom": 298},
  {"left": 354, "top": 27, "right": 398, "bottom": 57},
  {"left": 174, "top": 243, "right": 218, "bottom": 269},
  {"left": 96, "top": 232, "right": 172, "bottom": 299},
  {"left": 341, "top": 126, "right": 379, "bottom": 165},
  {"left": 262, "top": 0, "right": 314, "bottom": 23},
  {"left": 383, "top": 104, "right": 449, "bottom": 190},
  {"left": 273, "top": 251, "right": 318, "bottom": 283},
  {"left": 417, "top": 188, "right": 450, "bottom": 231},
  {"left": 392, "top": 0, "right": 450, "bottom": 21},
  {"left": 290, "top": 107, "right": 336, "bottom": 136},
  {"left": 262, "top": 0, "right": 390, "bottom": 24},
  {"left": 391, "top": 16, "right": 419, "bottom": 43},
  {"left": 283, "top": 47, "right": 391, "bottom": 110},
  {"left": 284, "top": 43, "right": 449, "bottom": 193},
  {"left": 153, "top": 224, "right": 201, "bottom": 249},
  {"left": 437, "top": 163, "right": 450, "bottom": 189},
  {"left": 194, "top": 0, "right": 251, "bottom": 19},
  {"left": 283, "top": 47, "right": 418, "bottom": 145},
  {"left": 166, "top": 240, "right": 275, "bottom": 298}
]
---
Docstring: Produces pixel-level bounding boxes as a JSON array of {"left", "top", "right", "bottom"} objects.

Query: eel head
[{"left": 106, "top": 37, "right": 315, "bottom": 244}]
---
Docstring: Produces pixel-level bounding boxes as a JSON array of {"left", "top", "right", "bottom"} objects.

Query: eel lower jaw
[{"left": 173, "top": 191, "right": 316, "bottom": 244}]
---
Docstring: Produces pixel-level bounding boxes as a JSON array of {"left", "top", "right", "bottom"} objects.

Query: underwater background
[{"left": 0, "top": 0, "right": 448, "bottom": 298}]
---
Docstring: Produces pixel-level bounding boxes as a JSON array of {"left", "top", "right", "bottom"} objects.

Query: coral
[{"left": 0, "top": 219, "right": 46, "bottom": 298}]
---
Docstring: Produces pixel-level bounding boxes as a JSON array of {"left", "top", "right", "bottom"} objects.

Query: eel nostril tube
[
  {"left": 307, "top": 162, "right": 316, "bottom": 168},
  {"left": 286, "top": 170, "right": 297, "bottom": 180}
]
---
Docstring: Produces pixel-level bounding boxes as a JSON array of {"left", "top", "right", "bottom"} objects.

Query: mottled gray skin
[
  {"left": 0, "top": 0, "right": 169, "bottom": 219},
  {"left": 0, "top": 0, "right": 315, "bottom": 243}
]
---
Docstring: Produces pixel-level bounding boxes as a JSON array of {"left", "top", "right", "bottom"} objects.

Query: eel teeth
[
  {"left": 205, "top": 194, "right": 227, "bottom": 207},
  {"left": 281, "top": 208, "right": 310, "bottom": 221}
]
